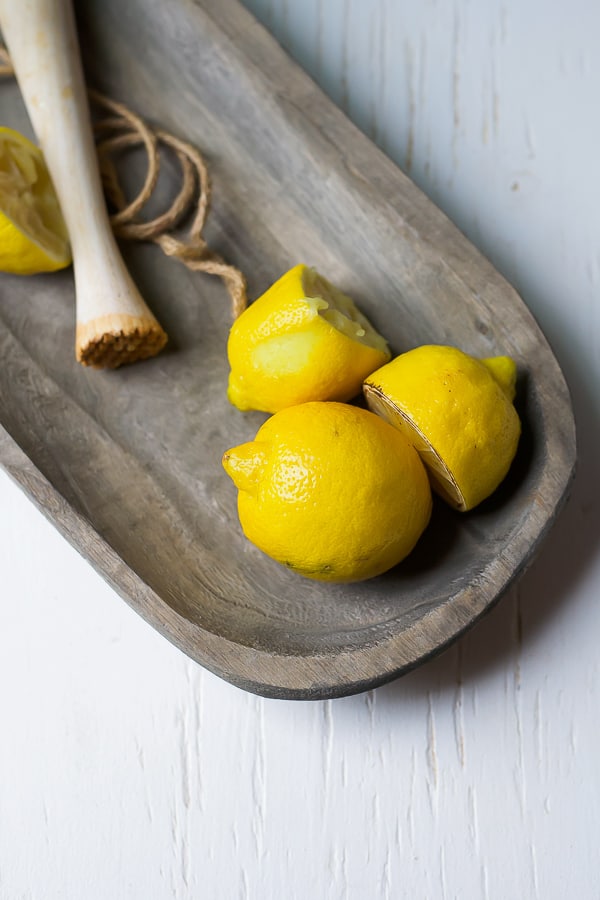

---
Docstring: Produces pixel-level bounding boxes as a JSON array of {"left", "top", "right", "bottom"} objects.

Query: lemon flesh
[
  {"left": 222, "top": 402, "right": 432, "bottom": 583},
  {"left": 363, "top": 345, "right": 521, "bottom": 512},
  {"left": 0, "top": 127, "right": 71, "bottom": 274},
  {"left": 227, "top": 264, "right": 390, "bottom": 413}
]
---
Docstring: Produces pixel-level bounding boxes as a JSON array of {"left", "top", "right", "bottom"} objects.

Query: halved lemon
[
  {"left": 363, "top": 345, "right": 521, "bottom": 512},
  {"left": 227, "top": 264, "right": 391, "bottom": 413},
  {"left": 0, "top": 126, "right": 71, "bottom": 275}
]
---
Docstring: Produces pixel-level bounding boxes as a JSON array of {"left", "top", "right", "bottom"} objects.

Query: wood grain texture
[
  {"left": 0, "top": 0, "right": 575, "bottom": 699},
  {"left": 1, "top": 0, "right": 599, "bottom": 897}
]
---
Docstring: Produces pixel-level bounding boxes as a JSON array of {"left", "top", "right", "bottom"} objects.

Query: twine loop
[{"left": 0, "top": 52, "right": 247, "bottom": 319}]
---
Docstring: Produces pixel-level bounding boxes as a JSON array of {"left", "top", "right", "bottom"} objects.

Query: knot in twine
[{"left": 0, "top": 48, "right": 247, "bottom": 320}]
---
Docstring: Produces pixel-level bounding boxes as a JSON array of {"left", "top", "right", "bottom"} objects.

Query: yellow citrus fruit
[
  {"left": 363, "top": 345, "right": 521, "bottom": 512},
  {"left": 227, "top": 264, "right": 390, "bottom": 413},
  {"left": 222, "top": 401, "right": 432, "bottom": 583},
  {"left": 0, "top": 126, "right": 71, "bottom": 274}
]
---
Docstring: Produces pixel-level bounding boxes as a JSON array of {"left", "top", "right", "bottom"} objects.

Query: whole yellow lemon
[{"left": 222, "top": 401, "right": 432, "bottom": 582}]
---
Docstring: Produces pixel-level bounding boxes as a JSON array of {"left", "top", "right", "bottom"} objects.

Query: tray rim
[{"left": 0, "top": 422, "right": 576, "bottom": 700}]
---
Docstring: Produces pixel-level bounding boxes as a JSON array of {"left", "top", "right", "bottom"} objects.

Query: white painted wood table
[{"left": 1, "top": 1, "right": 598, "bottom": 897}]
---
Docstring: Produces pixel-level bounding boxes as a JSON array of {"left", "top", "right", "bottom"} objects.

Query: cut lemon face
[
  {"left": 227, "top": 264, "right": 390, "bottom": 413},
  {"left": 363, "top": 345, "right": 521, "bottom": 512},
  {"left": 0, "top": 126, "right": 71, "bottom": 274}
]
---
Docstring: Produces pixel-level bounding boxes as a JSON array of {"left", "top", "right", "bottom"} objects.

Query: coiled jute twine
[{"left": 0, "top": 46, "right": 248, "bottom": 323}]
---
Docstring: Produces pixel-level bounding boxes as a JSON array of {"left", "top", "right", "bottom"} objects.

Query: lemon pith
[
  {"left": 226, "top": 264, "right": 390, "bottom": 413},
  {"left": 363, "top": 345, "right": 521, "bottom": 512},
  {"left": 0, "top": 126, "right": 71, "bottom": 275},
  {"left": 222, "top": 401, "right": 432, "bottom": 583}
]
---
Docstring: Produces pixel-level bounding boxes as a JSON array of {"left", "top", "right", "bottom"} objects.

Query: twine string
[{"left": 0, "top": 53, "right": 247, "bottom": 319}]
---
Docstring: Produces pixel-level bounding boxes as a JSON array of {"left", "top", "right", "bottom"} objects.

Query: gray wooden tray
[{"left": 0, "top": 0, "right": 576, "bottom": 699}]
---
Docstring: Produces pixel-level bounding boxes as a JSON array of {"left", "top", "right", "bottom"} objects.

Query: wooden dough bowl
[{"left": 0, "top": 0, "right": 576, "bottom": 698}]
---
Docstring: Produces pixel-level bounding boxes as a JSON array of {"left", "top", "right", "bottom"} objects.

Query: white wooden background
[{"left": 1, "top": 1, "right": 599, "bottom": 897}]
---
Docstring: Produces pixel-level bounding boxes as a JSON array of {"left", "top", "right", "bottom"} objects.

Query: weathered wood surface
[
  {"left": 0, "top": 0, "right": 575, "bottom": 698},
  {"left": 1, "top": 1, "right": 599, "bottom": 895}
]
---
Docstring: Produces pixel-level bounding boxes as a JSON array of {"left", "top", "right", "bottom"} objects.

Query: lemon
[
  {"left": 0, "top": 126, "right": 71, "bottom": 274},
  {"left": 226, "top": 264, "right": 390, "bottom": 413},
  {"left": 363, "top": 345, "right": 521, "bottom": 512},
  {"left": 222, "top": 401, "right": 432, "bottom": 583}
]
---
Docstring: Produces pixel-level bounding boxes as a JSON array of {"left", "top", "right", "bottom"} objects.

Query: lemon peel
[
  {"left": 226, "top": 264, "right": 390, "bottom": 413},
  {"left": 363, "top": 345, "right": 521, "bottom": 512},
  {"left": 222, "top": 401, "right": 432, "bottom": 583},
  {"left": 481, "top": 355, "right": 517, "bottom": 401},
  {"left": 0, "top": 127, "right": 71, "bottom": 274}
]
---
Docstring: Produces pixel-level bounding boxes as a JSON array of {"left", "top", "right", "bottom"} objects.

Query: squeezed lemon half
[
  {"left": 0, "top": 126, "right": 71, "bottom": 275},
  {"left": 363, "top": 345, "right": 521, "bottom": 512},
  {"left": 227, "top": 264, "right": 390, "bottom": 413}
]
